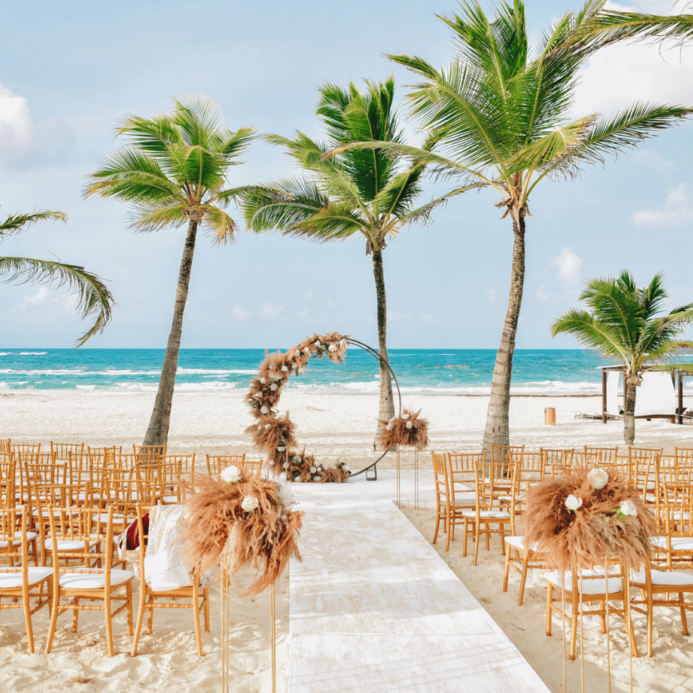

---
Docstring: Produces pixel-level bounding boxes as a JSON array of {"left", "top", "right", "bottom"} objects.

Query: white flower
[
  {"left": 298, "top": 367, "right": 304, "bottom": 374},
  {"left": 261, "top": 406, "right": 269, "bottom": 415},
  {"left": 313, "top": 475, "right": 322, "bottom": 481},
  {"left": 309, "top": 466, "right": 317, "bottom": 473},
  {"left": 620, "top": 500, "right": 638, "bottom": 517},
  {"left": 340, "top": 338, "right": 347, "bottom": 349},
  {"left": 328, "top": 343, "right": 337, "bottom": 352},
  {"left": 405, "top": 421, "right": 413, "bottom": 429},
  {"left": 386, "top": 423, "right": 393, "bottom": 431},
  {"left": 315, "top": 340, "right": 321, "bottom": 346},
  {"left": 283, "top": 462, "right": 289, "bottom": 469},
  {"left": 278, "top": 484, "right": 293, "bottom": 506},
  {"left": 281, "top": 365, "right": 288, "bottom": 372},
  {"left": 254, "top": 392, "right": 262, "bottom": 399},
  {"left": 389, "top": 417, "right": 396, "bottom": 423},
  {"left": 221, "top": 465, "right": 241, "bottom": 484},
  {"left": 265, "top": 424, "right": 271, "bottom": 429},
  {"left": 241, "top": 495, "right": 259, "bottom": 512},
  {"left": 260, "top": 378, "right": 266, "bottom": 385},
  {"left": 401, "top": 413, "right": 410, "bottom": 420},
  {"left": 292, "top": 456, "right": 301, "bottom": 464},
  {"left": 588, "top": 468, "right": 609, "bottom": 490},
  {"left": 343, "top": 464, "right": 350, "bottom": 471},
  {"left": 270, "top": 383, "right": 278, "bottom": 391},
  {"left": 304, "top": 347, "right": 310, "bottom": 355},
  {"left": 565, "top": 494, "right": 583, "bottom": 512}
]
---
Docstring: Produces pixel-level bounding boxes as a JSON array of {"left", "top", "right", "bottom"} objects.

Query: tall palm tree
[
  {"left": 551, "top": 272, "right": 693, "bottom": 444},
  {"left": 1, "top": 210, "right": 113, "bottom": 345},
  {"left": 241, "top": 77, "right": 464, "bottom": 443},
  {"left": 86, "top": 96, "right": 255, "bottom": 445},
  {"left": 327, "top": 1, "right": 692, "bottom": 452}
]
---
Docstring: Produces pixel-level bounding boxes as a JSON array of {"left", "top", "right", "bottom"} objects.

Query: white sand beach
[{"left": 2, "top": 391, "right": 693, "bottom": 691}]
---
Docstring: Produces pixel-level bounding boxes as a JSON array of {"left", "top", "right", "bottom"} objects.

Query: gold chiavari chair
[
  {"left": 241, "top": 460, "right": 263, "bottom": 478},
  {"left": 45, "top": 505, "right": 135, "bottom": 657},
  {"left": 157, "top": 455, "right": 187, "bottom": 503},
  {"left": 0, "top": 456, "right": 14, "bottom": 509},
  {"left": 0, "top": 439, "right": 10, "bottom": 455},
  {"left": 0, "top": 506, "right": 53, "bottom": 653},
  {"left": 88, "top": 446, "right": 121, "bottom": 469},
  {"left": 131, "top": 503, "right": 209, "bottom": 657},
  {"left": 431, "top": 452, "right": 451, "bottom": 548},
  {"left": 545, "top": 561, "right": 638, "bottom": 660},
  {"left": 206, "top": 454, "right": 245, "bottom": 478},
  {"left": 650, "top": 483, "right": 693, "bottom": 571},
  {"left": 118, "top": 454, "right": 139, "bottom": 471},
  {"left": 502, "top": 452, "right": 545, "bottom": 605},
  {"left": 584, "top": 446, "right": 618, "bottom": 465},
  {"left": 443, "top": 453, "right": 481, "bottom": 551},
  {"left": 613, "top": 454, "right": 638, "bottom": 488},
  {"left": 50, "top": 442, "right": 85, "bottom": 462},
  {"left": 675, "top": 447, "right": 693, "bottom": 466},
  {"left": 12, "top": 443, "right": 41, "bottom": 456},
  {"left": 463, "top": 457, "right": 512, "bottom": 565},
  {"left": 627, "top": 447, "right": 661, "bottom": 502},
  {"left": 541, "top": 448, "right": 574, "bottom": 478},
  {"left": 134, "top": 444, "right": 167, "bottom": 464}
]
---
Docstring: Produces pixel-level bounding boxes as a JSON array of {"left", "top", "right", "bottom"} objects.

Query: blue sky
[{"left": 1, "top": 0, "right": 692, "bottom": 349}]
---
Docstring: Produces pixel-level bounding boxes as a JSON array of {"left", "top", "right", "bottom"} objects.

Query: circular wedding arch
[{"left": 245, "top": 332, "right": 402, "bottom": 481}]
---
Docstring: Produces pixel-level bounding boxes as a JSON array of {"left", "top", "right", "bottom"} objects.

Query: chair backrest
[
  {"left": 512, "top": 451, "right": 544, "bottom": 489},
  {"left": 474, "top": 458, "right": 511, "bottom": 513},
  {"left": 51, "top": 442, "right": 85, "bottom": 462},
  {"left": 612, "top": 455, "right": 638, "bottom": 487},
  {"left": 46, "top": 506, "right": 114, "bottom": 577},
  {"left": 431, "top": 452, "right": 450, "bottom": 513},
  {"left": 541, "top": 448, "right": 574, "bottom": 474},
  {"left": 11, "top": 443, "right": 41, "bottom": 455},
  {"left": 88, "top": 445, "right": 121, "bottom": 468},
  {"left": 0, "top": 457, "right": 15, "bottom": 508},
  {"left": 207, "top": 454, "right": 245, "bottom": 477},
  {"left": 491, "top": 444, "right": 524, "bottom": 463},
  {"left": 242, "top": 460, "right": 262, "bottom": 477},
  {"left": 674, "top": 448, "right": 693, "bottom": 466},
  {"left": 0, "top": 505, "right": 33, "bottom": 575},
  {"left": 101, "top": 468, "right": 141, "bottom": 527},
  {"left": 584, "top": 446, "right": 618, "bottom": 465},
  {"left": 134, "top": 445, "right": 167, "bottom": 464},
  {"left": 0, "top": 439, "right": 10, "bottom": 455}
]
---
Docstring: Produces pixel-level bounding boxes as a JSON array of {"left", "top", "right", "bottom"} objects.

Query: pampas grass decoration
[
  {"left": 377, "top": 408, "right": 429, "bottom": 450},
  {"left": 244, "top": 332, "right": 351, "bottom": 482},
  {"left": 182, "top": 470, "right": 303, "bottom": 597},
  {"left": 523, "top": 468, "right": 657, "bottom": 571}
]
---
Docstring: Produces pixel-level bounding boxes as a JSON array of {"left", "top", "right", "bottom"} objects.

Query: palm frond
[
  {"left": 202, "top": 205, "right": 238, "bottom": 245},
  {"left": 0, "top": 257, "right": 114, "bottom": 347},
  {"left": 0, "top": 211, "right": 66, "bottom": 240}
]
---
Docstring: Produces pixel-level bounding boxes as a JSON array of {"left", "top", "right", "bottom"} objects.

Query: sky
[{"left": 1, "top": 0, "right": 693, "bottom": 350}]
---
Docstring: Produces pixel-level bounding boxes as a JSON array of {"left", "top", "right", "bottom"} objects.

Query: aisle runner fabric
[{"left": 288, "top": 495, "right": 550, "bottom": 692}]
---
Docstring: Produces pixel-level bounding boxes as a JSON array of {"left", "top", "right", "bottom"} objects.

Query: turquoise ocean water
[{"left": 0, "top": 348, "right": 617, "bottom": 396}]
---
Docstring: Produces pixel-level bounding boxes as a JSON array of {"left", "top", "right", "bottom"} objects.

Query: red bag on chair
[{"left": 126, "top": 513, "right": 149, "bottom": 550}]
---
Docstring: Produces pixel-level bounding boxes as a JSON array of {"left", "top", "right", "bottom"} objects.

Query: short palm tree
[
  {"left": 327, "top": 1, "right": 692, "bottom": 452},
  {"left": 86, "top": 96, "right": 255, "bottom": 445},
  {"left": 1, "top": 210, "right": 113, "bottom": 345},
  {"left": 552, "top": 271, "right": 693, "bottom": 444},
  {"left": 241, "top": 77, "right": 462, "bottom": 442}
]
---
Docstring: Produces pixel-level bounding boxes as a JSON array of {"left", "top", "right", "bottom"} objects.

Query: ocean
[{"left": 0, "top": 348, "right": 617, "bottom": 396}]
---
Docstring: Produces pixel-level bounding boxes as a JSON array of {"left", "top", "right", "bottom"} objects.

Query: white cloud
[
  {"left": 0, "top": 83, "right": 72, "bottom": 169},
  {"left": 551, "top": 248, "right": 583, "bottom": 284},
  {"left": 419, "top": 313, "right": 437, "bottom": 325},
  {"left": 232, "top": 306, "right": 248, "bottom": 321},
  {"left": 259, "top": 302, "right": 284, "bottom": 320},
  {"left": 536, "top": 284, "right": 550, "bottom": 302},
  {"left": 388, "top": 310, "right": 411, "bottom": 321},
  {"left": 305, "top": 289, "right": 313, "bottom": 299},
  {"left": 631, "top": 182, "right": 693, "bottom": 227},
  {"left": 485, "top": 289, "right": 497, "bottom": 304},
  {"left": 633, "top": 150, "right": 676, "bottom": 174}
]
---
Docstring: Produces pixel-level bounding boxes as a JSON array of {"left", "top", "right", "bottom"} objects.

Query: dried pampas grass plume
[
  {"left": 377, "top": 408, "right": 429, "bottom": 450},
  {"left": 182, "top": 471, "right": 303, "bottom": 596},
  {"left": 523, "top": 468, "right": 656, "bottom": 571}
]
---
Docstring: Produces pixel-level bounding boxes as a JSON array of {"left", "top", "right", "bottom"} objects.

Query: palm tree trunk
[
  {"left": 143, "top": 218, "right": 198, "bottom": 445},
  {"left": 372, "top": 248, "right": 395, "bottom": 448},
  {"left": 624, "top": 377, "right": 637, "bottom": 445},
  {"left": 482, "top": 210, "right": 526, "bottom": 453}
]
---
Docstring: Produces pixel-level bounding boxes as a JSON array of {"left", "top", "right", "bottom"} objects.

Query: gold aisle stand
[
  {"left": 396, "top": 446, "right": 401, "bottom": 508},
  {"left": 414, "top": 448, "right": 419, "bottom": 510}
]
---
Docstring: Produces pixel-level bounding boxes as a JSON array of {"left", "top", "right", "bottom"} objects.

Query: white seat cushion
[
  {"left": 504, "top": 536, "right": 539, "bottom": 551},
  {"left": 163, "top": 495, "right": 179, "bottom": 503},
  {"left": 462, "top": 510, "right": 511, "bottom": 519},
  {"left": 0, "top": 531, "right": 37, "bottom": 548},
  {"left": 0, "top": 566, "right": 53, "bottom": 589},
  {"left": 545, "top": 569, "right": 623, "bottom": 595},
  {"left": 630, "top": 568, "right": 693, "bottom": 586},
  {"left": 59, "top": 567, "right": 134, "bottom": 590},
  {"left": 452, "top": 482, "right": 473, "bottom": 492},
  {"left": 452, "top": 493, "right": 476, "bottom": 507},
  {"left": 650, "top": 536, "right": 693, "bottom": 551},
  {"left": 672, "top": 511, "right": 691, "bottom": 521}
]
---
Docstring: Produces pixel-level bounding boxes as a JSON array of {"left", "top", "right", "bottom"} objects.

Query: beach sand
[{"left": 2, "top": 390, "right": 693, "bottom": 691}]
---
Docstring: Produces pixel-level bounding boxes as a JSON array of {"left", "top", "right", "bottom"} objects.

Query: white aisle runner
[{"left": 288, "top": 495, "right": 550, "bottom": 692}]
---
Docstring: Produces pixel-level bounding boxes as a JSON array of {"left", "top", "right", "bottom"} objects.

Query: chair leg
[
  {"left": 680, "top": 593, "right": 689, "bottom": 636},
  {"left": 126, "top": 582, "right": 133, "bottom": 637},
  {"left": 462, "top": 519, "right": 469, "bottom": 558},
  {"left": 599, "top": 600, "right": 607, "bottom": 634},
  {"left": 433, "top": 510, "right": 440, "bottom": 545},
  {"left": 22, "top": 591, "right": 35, "bottom": 654},
  {"left": 484, "top": 523, "right": 490, "bottom": 551},
  {"left": 45, "top": 587, "right": 60, "bottom": 654},
  {"left": 518, "top": 551, "right": 529, "bottom": 607},
  {"left": 473, "top": 522, "right": 481, "bottom": 566},
  {"left": 502, "top": 547, "right": 511, "bottom": 593},
  {"left": 647, "top": 599, "right": 654, "bottom": 657},
  {"left": 147, "top": 595, "right": 155, "bottom": 635},
  {"left": 193, "top": 581, "right": 203, "bottom": 656},
  {"left": 499, "top": 524, "right": 506, "bottom": 556},
  {"left": 105, "top": 592, "right": 114, "bottom": 658},
  {"left": 203, "top": 588, "right": 210, "bottom": 633},
  {"left": 72, "top": 598, "right": 80, "bottom": 632},
  {"left": 132, "top": 587, "right": 147, "bottom": 657},
  {"left": 569, "top": 607, "right": 578, "bottom": 661},
  {"left": 445, "top": 509, "right": 451, "bottom": 552},
  {"left": 546, "top": 585, "right": 553, "bottom": 636}
]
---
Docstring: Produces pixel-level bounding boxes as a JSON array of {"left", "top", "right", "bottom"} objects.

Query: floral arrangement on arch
[
  {"left": 523, "top": 467, "right": 657, "bottom": 571},
  {"left": 377, "top": 408, "right": 429, "bottom": 450},
  {"left": 244, "top": 332, "right": 351, "bottom": 483},
  {"left": 182, "top": 464, "right": 303, "bottom": 596}
]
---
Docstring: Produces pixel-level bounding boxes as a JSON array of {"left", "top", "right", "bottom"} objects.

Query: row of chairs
[{"left": 431, "top": 446, "right": 693, "bottom": 658}]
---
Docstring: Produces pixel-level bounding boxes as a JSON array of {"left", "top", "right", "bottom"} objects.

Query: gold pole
[
  {"left": 562, "top": 574, "right": 567, "bottom": 693},
  {"left": 414, "top": 448, "right": 419, "bottom": 510},
  {"left": 271, "top": 582, "right": 277, "bottom": 693},
  {"left": 579, "top": 570, "right": 585, "bottom": 693},
  {"left": 605, "top": 557, "right": 612, "bottom": 693},
  {"left": 396, "top": 446, "right": 401, "bottom": 508}
]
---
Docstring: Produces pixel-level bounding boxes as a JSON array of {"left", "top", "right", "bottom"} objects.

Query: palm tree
[
  {"left": 86, "top": 96, "right": 255, "bottom": 445},
  {"left": 327, "top": 1, "right": 692, "bottom": 452},
  {"left": 240, "top": 77, "right": 464, "bottom": 443},
  {"left": 1, "top": 210, "right": 113, "bottom": 345},
  {"left": 551, "top": 272, "right": 693, "bottom": 444}
]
